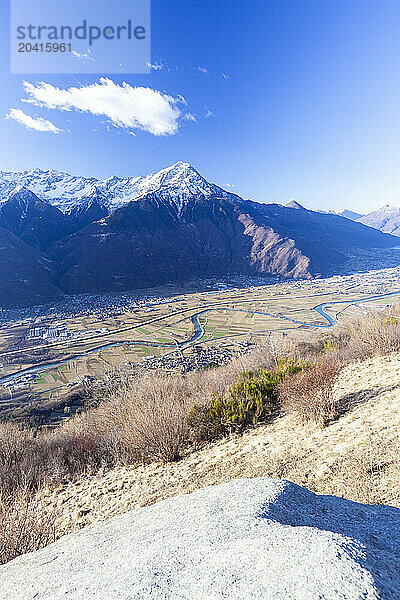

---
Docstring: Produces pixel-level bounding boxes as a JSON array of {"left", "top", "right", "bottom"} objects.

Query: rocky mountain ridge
[
  {"left": 0, "top": 162, "right": 399, "bottom": 307},
  {"left": 0, "top": 162, "right": 235, "bottom": 216},
  {"left": 357, "top": 204, "right": 400, "bottom": 236},
  {"left": 335, "top": 204, "right": 400, "bottom": 237}
]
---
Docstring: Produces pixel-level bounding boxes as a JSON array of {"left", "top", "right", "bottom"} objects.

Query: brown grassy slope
[{"left": 40, "top": 351, "right": 400, "bottom": 538}]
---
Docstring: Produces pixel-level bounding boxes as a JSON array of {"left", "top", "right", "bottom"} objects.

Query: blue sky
[{"left": 1, "top": 0, "right": 400, "bottom": 213}]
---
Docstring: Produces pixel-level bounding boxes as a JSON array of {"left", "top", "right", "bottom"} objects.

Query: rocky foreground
[{"left": 1, "top": 477, "right": 399, "bottom": 599}]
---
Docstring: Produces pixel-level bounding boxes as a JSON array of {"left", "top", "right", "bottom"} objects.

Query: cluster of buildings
[
  {"left": 143, "top": 341, "right": 253, "bottom": 374},
  {"left": 26, "top": 323, "right": 69, "bottom": 341},
  {"left": 25, "top": 323, "right": 111, "bottom": 343}
]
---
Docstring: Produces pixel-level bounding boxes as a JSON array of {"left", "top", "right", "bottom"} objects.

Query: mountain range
[
  {"left": 333, "top": 204, "right": 400, "bottom": 237},
  {"left": 356, "top": 206, "right": 400, "bottom": 237},
  {"left": 0, "top": 162, "right": 399, "bottom": 308}
]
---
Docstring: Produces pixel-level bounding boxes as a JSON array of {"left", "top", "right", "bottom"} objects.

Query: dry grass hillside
[
  {"left": 1, "top": 308, "right": 400, "bottom": 563},
  {"left": 36, "top": 351, "right": 400, "bottom": 537}
]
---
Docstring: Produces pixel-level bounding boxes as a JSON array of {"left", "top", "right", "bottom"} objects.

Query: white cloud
[
  {"left": 225, "top": 183, "right": 235, "bottom": 189},
  {"left": 183, "top": 112, "right": 196, "bottom": 122},
  {"left": 5, "top": 108, "right": 62, "bottom": 133},
  {"left": 146, "top": 61, "right": 164, "bottom": 71},
  {"left": 71, "top": 48, "right": 95, "bottom": 63},
  {"left": 22, "top": 78, "right": 183, "bottom": 136},
  {"left": 205, "top": 108, "right": 214, "bottom": 118},
  {"left": 198, "top": 66, "right": 209, "bottom": 75}
]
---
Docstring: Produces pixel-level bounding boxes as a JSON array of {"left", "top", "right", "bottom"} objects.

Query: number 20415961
[{"left": 18, "top": 43, "right": 72, "bottom": 52}]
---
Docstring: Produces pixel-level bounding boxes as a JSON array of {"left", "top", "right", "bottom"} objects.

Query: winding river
[{"left": 1, "top": 290, "right": 399, "bottom": 385}]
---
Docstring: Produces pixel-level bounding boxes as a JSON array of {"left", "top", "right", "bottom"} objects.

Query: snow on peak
[
  {"left": 9, "top": 184, "right": 43, "bottom": 196},
  {"left": 10, "top": 184, "right": 26, "bottom": 195},
  {"left": 0, "top": 168, "right": 97, "bottom": 210},
  {"left": 370, "top": 205, "right": 400, "bottom": 215},
  {"left": 7, "top": 185, "right": 43, "bottom": 206},
  {"left": 133, "top": 161, "right": 226, "bottom": 212},
  {"left": 0, "top": 163, "right": 230, "bottom": 214},
  {"left": 286, "top": 200, "right": 305, "bottom": 210}
]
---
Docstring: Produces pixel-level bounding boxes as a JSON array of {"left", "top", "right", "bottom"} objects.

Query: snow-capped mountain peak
[
  {"left": 0, "top": 168, "right": 98, "bottom": 212},
  {"left": 9, "top": 184, "right": 43, "bottom": 197},
  {"left": 0, "top": 162, "right": 231, "bottom": 215},
  {"left": 286, "top": 200, "right": 306, "bottom": 210},
  {"left": 6, "top": 185, "right": 44, "bottom": 207},
  {"left": 10, "top": 184, "right": 26, "bottom": 195},
  {"left": 133, "top": 161, "right": 227, "bottom": 210},
  {"left": 357, "top": 204, "right": 400, "bottom": 236}
]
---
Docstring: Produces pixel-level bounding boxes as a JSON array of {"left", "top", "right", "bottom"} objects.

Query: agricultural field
[{"left": 1, "top": 267, "right": 400, "bottom": 417}]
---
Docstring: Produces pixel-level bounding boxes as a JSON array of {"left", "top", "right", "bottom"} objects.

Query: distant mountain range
[
  {"left": 338, "top": 209, "right": 365, "bottom": 220},
  {"left": 357, "top": 206, "right": 400, "bottom": 237},
  {"left": 0, "top": 162, "right": 399, "bottom": 308},
  {"left": 331, "top": 205, "right": 400, "bottom": 237}
]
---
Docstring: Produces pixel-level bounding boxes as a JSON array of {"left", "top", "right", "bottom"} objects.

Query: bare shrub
[
  {"left": 0, "top": 419, "right": 118, "bottom": 495},
  {"left": 115, "top": 376, "right": 193, "bottom": 462},
  {"left": 0, "top": 422, "right": 33, "bottom": 467},
  {"left": 64, "top": 374, "right": 195, "bottom": 464},
  {"left": 0, "top": 422, "right": 36, "bottom": 492},
  {"left": 278, "top": 354, "right": 341, "bottom": 425},
  {"left": 344, "top": 311, "right": 400, "bottom": 358},
  {"left": 0, "top": 489, "right": 57, "bottom": 565},
  {"left": 57, "top": 418, "right": 119, "bottom": 473}
]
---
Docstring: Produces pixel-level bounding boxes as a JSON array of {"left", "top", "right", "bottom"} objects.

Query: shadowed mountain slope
[
  {"left": 0, "top": 226, "right": 61, "bottom": 307},
  {"left": 0, "top": 187, "right": 70, "bottom": 251},
  {"left": 0, "top": 163, "right": 399, "bottom": 305}
]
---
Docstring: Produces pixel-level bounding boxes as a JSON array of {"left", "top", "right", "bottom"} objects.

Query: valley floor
[{"left": 42, "top": 351, "right": 400, "bottom": 538}]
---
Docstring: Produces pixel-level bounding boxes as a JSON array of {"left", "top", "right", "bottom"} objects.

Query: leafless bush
[
  {"left": 278, "top": 354, "right": 342, "bottom": 425},
  {"left": 0, "top": 422, "right": 36, "bottom": 492},
  {"left": 344, "top": 311, "right": 400, "bottom": 358},
  {"left": 0, "top": 418, "right": 118, "bottom": 495},
  {"left": 115, "top": 375, "right": 193, "bottom": 462},
  {"left": 61, "top": 374, "right": 195, "bottom": 464},
  {"left": 0, "top": 422, "right": 33, "bottom": 467},
  {"left": 0, "top": 489, "right": 57, "bottom": 565}
]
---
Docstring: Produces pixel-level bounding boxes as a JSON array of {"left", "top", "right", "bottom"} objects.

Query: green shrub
[
  {"left": 383, "top": 315, "right": 400, "bottom": 326},
  {"left": 204, "top": 359, "right": 305, "bottom": 435},
  {"left": 323, "top": 340, "right": 337, "bottom": 353}
]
